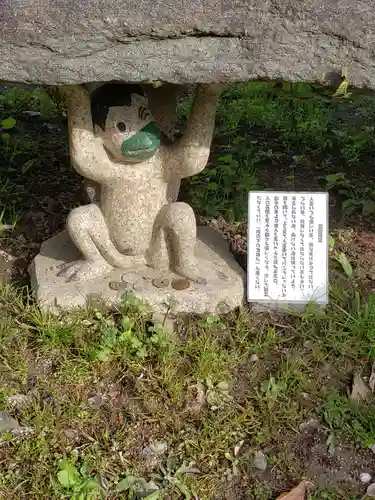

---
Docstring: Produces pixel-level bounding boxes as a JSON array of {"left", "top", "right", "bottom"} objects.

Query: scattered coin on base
[
  {"left": 109, "top": 281, "right": 129, "bottom": 291},
  {"left": 133, "top": 281, "right": 148, "bottom": 291},
  {"left": 152, "top": 278, "right": 170, "bottom": 288},
  {"left": 171, "top": 278, "right": 190, "bottom": 290}
]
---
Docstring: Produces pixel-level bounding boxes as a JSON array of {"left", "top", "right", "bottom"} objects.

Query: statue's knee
[
  {"left": 67, "top": 205, "right": 98, "bottom": 232},
  {"left": 164, "top": 202, "right": 195, "bottom": 227}
]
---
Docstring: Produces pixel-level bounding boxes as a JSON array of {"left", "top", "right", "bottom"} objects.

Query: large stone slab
[
  {"left": 28, "top": 227, "right": 245, "bottom": 315},
  {"left": 0, "top": 0, "right": 375, "bottom": 89}
]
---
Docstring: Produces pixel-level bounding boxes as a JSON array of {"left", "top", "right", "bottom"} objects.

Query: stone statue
[{"left": 58, "top": 83, "right": 222, "bottom": 284}]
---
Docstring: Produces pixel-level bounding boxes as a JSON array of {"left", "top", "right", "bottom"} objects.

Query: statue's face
[{"left": 96, "top": 93, "right": 161, "bottom": 163}]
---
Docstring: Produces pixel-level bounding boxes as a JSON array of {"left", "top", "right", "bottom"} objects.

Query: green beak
[{"left": 121, "top": 121, "right": 161, "bottom": 161}]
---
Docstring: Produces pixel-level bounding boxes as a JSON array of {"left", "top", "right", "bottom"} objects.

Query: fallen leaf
[
  {"left": 332, "top": 79, "right": 348, "bottom": 98},
  {"left": 276, "top": 481, "right": 306, "bottom": 500},
  {"left": 369, "top": 362, "right": 375, "bottom": 392},
  {"left": 351, "top": 373, "right": 371, "bottom": 403},
  {"left": 328, "top": 234, "right": 335, "bottom": 250},
  {"left": 332, "top": 68, "right": 349, "bottom": 98},
  {"left": 1, "top": 117, "right": 16, "bottom": 130},
  {"left": 334, "top": 252, "right": 353, "bottom": 277}
]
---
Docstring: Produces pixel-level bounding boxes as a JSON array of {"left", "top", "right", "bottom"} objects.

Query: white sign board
[{"left": 247, "top": 192, "right": 328, "bottom": 308}]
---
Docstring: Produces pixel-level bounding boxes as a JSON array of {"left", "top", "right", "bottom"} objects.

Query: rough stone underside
[
  {"left": 0, "top": 0, "right": 375, "bottom": 89},
  {"left": 29, "top": 227, "right": 245, "bottom": 315}
]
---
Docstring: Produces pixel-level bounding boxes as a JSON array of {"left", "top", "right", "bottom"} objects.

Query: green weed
[
  {"left": 0, "top": 81, "right": 374, "bottom": 498},
  {"left": 323, "top": 395, "right": 375, "bottom": 448},
  {"left": 117, "top": 458, "right": 198, "bottom": 499},
  {"left": 322, "top": 172, "right": 375, "bottom": 216},
  {"left": 56, "top": 458, "right": 101, "bottom": 499},
  {"left": 310, "top": 490, "right": 359, "bottom": 500},
  {"left": 0, "top": 86, "right": 58, "bottom": 118},
  {"left": 0, "top": 282, "right": 372, "bottom": 498},
  {"left": 181, "top": 81, "right": 375, "bottom": 220}
]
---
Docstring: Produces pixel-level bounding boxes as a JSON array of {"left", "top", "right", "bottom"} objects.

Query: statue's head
[{"left": 91, "top": 83, "right": 161, "bottom": 163}]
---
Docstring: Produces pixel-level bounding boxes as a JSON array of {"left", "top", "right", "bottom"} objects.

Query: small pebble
[
  {"left": 370, "top": 443, "right": 375, "bottom": 454},
  {"left": 87, "top": 395, "right": 103, "bottom": 409},
  {"left": 360, "top": 473, "right": 372, "bottom": 484},
  {"left": 299, "top": 418, "right": 320, "bottom": 432},
  {"left": 11, "top": 426, "right": 34, "bottom": 437},
  {"left": 253, "top": 450, "right": 267, "bottom": 471},
  {"left": 81, "top": 319, "right": 93, "bottom": 326},
  {"left": 7, "top": 394, "right": 30, "bottom": 410},
  {"left": 141, "top": 441, "right": 168, "bottom": 458},
  {"left": 250, "top": 354, "right": 259, "bottom": 362},
  {"left": 304, "top": 340, "right": 314, "bottom": 349},
  {"left": 0, "top": 412, "right": 21, "bottom": 432}
]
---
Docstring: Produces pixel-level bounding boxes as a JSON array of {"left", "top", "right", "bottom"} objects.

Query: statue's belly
[{"left": 101, "top": 183, "right": 167, "bottom": 255}]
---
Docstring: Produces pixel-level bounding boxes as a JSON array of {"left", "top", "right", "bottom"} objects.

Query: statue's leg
[
  {"left": 59, "top": 204, "right": 142, "bottom": 281},
  {"left": 146, "top": 225, "right": 170, "bottom": 270},
  {"left": 151, "top": 202, "right": 206, "bottom": 284}
]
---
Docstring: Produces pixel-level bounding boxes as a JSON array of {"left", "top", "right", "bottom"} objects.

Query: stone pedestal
[{"left": 29, "top": 227, "right": 245, "bottom": 315}]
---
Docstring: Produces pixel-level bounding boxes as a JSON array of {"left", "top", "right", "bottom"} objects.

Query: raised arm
[
  {"left": 165, "top": 84, "right": 222, "bottom": 179},
  {"left": 61, "top": 85, "right": 116, "bottom": 183}
]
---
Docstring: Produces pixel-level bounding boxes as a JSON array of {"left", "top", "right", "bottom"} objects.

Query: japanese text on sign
[{"left": 247, "top": 192, "right": 328, "bottom": 306}]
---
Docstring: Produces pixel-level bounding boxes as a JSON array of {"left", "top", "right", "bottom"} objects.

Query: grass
[
  {"left": 0, "top": 82, "right": 375, "bottom": 497},
  {"left": 0, "top": 282, "right": 373, "bottom": 498},
  {"left": 181, "top": 81, "right": 375, "bottom": 221},
  {"left": 0, "top": 85, "right": 63, "bottom": 231},
  {"left": 2, "top": 81, "right": 375, "bottom": 224}
]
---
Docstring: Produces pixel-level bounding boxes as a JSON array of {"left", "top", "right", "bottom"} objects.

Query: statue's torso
[{"left": 99, "top": 154, "right": 171, "bottom": 254}]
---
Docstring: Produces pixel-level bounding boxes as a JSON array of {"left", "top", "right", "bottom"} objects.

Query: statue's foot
[
  {"left": 114, "top": 254, "right": 145, "bottom": 269},
  {"left": 175, "top": 262, "right": 207, "bottom": 285},
  {"left": 58, "top": 259, "right": 113, "bottom": 282}
]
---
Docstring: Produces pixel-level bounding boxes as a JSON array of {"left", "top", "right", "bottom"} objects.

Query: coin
[
  {"left": 171, "top": 278, "right": 190, "bottom": 290},
  {"left": 121, "top": 273, "right": 136, "bottom": 283},
  {"left": 152, "top": 278, "right": 170, "bottom": 288},
  {"left": 133, "top": 281, "right": 148, "bottom": 291},
  {"left": 109, "top": 281, "right": 129, "bottom": 291}
]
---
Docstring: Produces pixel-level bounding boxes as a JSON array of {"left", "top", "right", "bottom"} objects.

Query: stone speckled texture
[
  {"left": 1, "top": 0, "right": 375, "bottom": 88},
  {"left": 28, "top": 228, "right": 245, "bottom": 314},
  {"left": 28, "top": 82, "right": 244, "bottom": 314},
  {"left": 57, "top": 83, "right": 220, "bottom": 285}
]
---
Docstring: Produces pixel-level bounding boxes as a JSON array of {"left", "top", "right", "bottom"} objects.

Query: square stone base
[{"left": 28, "top": 227, "right": 246, "bottom": 315}]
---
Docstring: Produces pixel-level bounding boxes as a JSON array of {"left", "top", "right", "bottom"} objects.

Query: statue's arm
[
  {"left": 165, "top": 84, "right": 222, "bottom": 179},
  {"left": 61, "top": 85, "right": 116, "bottom": 183}
]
